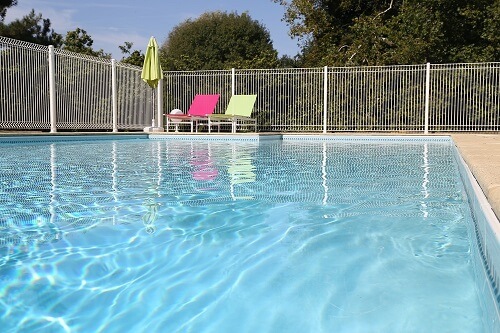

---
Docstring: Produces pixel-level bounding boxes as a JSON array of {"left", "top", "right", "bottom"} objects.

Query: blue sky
[{"left": 5, "top": 0, "right": 301, "bottom": 60}]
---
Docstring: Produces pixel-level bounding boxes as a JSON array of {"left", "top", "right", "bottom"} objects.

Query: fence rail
[{"left": 1, "top": 36, "right": 499, "bottom": 132}]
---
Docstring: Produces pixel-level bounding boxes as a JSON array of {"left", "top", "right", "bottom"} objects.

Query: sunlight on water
[{"left": 0, "top": 139, "right": 492, "bottom": 332}]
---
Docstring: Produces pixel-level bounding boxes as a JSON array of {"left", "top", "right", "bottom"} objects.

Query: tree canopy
[
  {"left": 119, "top": 41, "right": 145, "bottom": 66},
  {"left": 0, "top": 9, "right": 62, "bottom": 46},
  {"left": 275, "top": 0, "right": 500, "bottom": 66},
  {"left": 0, "top": 2, "right": 111, "bottom": 58},
  {"left": 160, "top": 11, "right": 279, "bottom": 70},
  {"left": 62, "top": 28, "right": 110, "bottom": 58},
  {"left": 1, "top": 0, "right": 498, "bottom": 67},
  {"left": 0, "top": 0, "right": 16, "bottom": 21}
]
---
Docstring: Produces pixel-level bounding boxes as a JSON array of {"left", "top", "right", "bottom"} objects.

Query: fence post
[
  {"left": 424, "top": 62, "right": 430, "bottom": 134},
  {"left": 48, "top": 45, "right": 57, "bottom": 133},
  {"left": 231, "top": 68, "right": 235, "bottom": 96},
  {"left": 111, "top": 59, "right": 118, "bottom": 132},
  {"left": 323, "top": 66, "right": 328, "bottom": 134},
  {"left": 157, "top": 78, "right": 164, "bottom": 129}
]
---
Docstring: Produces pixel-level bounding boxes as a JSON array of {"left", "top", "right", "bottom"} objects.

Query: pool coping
[{"left": 451, "top": 134, "right": 500, "bottom": 220}]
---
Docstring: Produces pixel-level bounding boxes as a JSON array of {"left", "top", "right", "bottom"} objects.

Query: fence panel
[
  {"left": 116, "top": 63, "right": 151, "bottom": 130},
  {"left": 54, "top": 49, "right": 113, "bottom": 129},
  {"left": 235, "top": 68, "right": 325, "bottom": 132},
  {"left": 0, "top": 37, "right": 151, "bottom": 131},
  {"left": 0, "top": 37, "right": 51, "bottom": 129},
  {"left": 328, "top": 65, "right": 427, "bottom": 132},
  {"left": 429, "top": 63, "right": 500, "bottom": 131},
  {"left": 162, "top": 70, "right": 232, "bottom": 114}
]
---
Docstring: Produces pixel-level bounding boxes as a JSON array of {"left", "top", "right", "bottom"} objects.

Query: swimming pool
[{"left": 0, "top": 135, "right": 498, "bottom": 332}]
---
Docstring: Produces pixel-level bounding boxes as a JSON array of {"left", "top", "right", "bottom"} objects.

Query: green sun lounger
[{"left": 208, "top": 95, "right": 257, "bottom": 133}]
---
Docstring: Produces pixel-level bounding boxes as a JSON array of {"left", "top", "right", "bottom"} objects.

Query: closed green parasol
[
  {"left": 141, "top": 36, "right": 163, "bottom": 129},
  {"left": 141, "top": 36, "right": 163, "bottom": 88}
]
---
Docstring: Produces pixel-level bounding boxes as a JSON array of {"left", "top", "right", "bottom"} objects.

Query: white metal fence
[
  {"left": 0, "top": 37, "right": 152, "bottom": 131},
  {"left": 1, "top": 36, "right": 499, "bottom": 132}
]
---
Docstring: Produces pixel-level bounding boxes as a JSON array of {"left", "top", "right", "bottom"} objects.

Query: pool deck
[{"left": 451, "top": 134, "right": 500, "bottom": 220}]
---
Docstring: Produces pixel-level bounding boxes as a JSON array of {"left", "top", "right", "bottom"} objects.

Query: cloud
[
  {"left": 4, "top": 2, "right": 78, "bottom": 33},
  {"left": 90, "top": 31, "right": 150, "bottom": 60},
  {"left": 41, "top": 9, "right": 78, "bottom": 32}
]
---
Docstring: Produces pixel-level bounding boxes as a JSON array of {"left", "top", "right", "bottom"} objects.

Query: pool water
[{"left": 0, "top": 138, "right": 492, "bottom": 332}]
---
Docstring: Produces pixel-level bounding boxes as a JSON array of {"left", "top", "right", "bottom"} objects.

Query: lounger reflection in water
[
  {"left": 165, "top": 94, "right": 220, "bottom": 133},
  {"left": 190, "top": 145, "right": 218, "bottom": 181},
  {"left": 228, "top": 146, "right": 256, "bottom": 200}
]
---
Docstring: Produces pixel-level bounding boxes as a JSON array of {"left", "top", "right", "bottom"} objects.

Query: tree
[
  {"left": 0, "top": 9, "right": 62, "bottom": 46},
  {"left": 277, "top": 54, "right": 302, "bottom": 68},
  {"left": 0, "top": 0, "right": 16, "bottom": 22},
  {"left": 160, "top": 11, "right": 278, "bottom": 70},
  {"left": 0, "top": 1, "right": 111, "bottom": 58},
  {"left": 275, "top": 0, "right": 500, "bottom": 66},
  {"left": 62, "top": 28, "right": 110, "bottom": 58},
  {"left": 119, "top": 41, "right": 145, "bottom": 66},
  {"left": 482, "top": 0, "right": 500, "bottom": 61}
]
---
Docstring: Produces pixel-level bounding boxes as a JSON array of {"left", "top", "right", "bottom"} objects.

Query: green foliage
[
  {"left": 477, "top": 0, "right": 500, "bottom": 61},
  {"left": 0, "top": 0, "right": 109, "bottom": 59},
  {"left": 0, "top": 0, "right": 16, "bottom": 21},
  {"left": 277, "top": 54, "right": 302, "bottom": 68},
  {"left": 276, "top": 0, "right": 500, "bottom": 66},
  {"left": 0, "top": 9, "right": 62, "bottom": 46},
  {"left": 119, "top": 41, "right": 145, "bottom": 66},
  {"left": 160, "top": 11, "right": 278, "bottom": 70},
  {"left": 62, "top": 28, "right": 110, "bottom": 58}
]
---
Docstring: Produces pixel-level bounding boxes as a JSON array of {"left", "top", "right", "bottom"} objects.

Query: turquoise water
[{"left": 0, "top": 139, "right": 491, "bottom": 332}]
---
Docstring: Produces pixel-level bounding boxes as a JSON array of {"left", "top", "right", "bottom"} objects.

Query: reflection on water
[
  {"left": 142, "top": 198, "right": 158, "bottom": 234},
  {"left": 0, "top": 215, "right": 61, "bottom": 256},
  {"left": 0, "top": 140, "right": 466, "bottom": 253},
  {"left": 228, "top": 146, "right": 256, "bottom": 185},
  {"left": 228, "top": 143, "right": 256, "bottom": 200},
  {"left": 190, "top": 143, "right": 218, "bottom": 181},
  {"left": 0, "top": 139, "right": 490, "bottom": 333}
]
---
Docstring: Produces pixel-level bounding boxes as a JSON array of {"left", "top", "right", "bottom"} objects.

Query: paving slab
[{"left": 452, "top": 134, "right": 500, "bottom": 220}]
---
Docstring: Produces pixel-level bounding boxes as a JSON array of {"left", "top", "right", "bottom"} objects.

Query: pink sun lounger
[{"left": 165, "top": 94, "right": 220, "bottom": 132}]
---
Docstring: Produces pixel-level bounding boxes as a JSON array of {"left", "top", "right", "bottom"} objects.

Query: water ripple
[{"left": 0, "top": 140, "right": 490, "bottom": 332}]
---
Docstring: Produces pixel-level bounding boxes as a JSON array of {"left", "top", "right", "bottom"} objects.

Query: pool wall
[
  {"left": 282, "top": 134, "right": 452, "bottom": 143},
  {"left": 454, "top": 144, "right": 500, "bottom": 330},
  {"left": 149, "top": 134, "right": 279, "bottom": 141},
  {"left": 0, "top": 134, "right": 148, "bottom": 144}
]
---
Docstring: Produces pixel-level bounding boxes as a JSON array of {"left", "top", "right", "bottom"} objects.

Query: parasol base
[{"left": 143, "top": 126, "right": 164, "bottom": 133}]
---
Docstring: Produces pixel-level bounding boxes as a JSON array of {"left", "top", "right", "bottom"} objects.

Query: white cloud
[
  {"left": 42, "top": 9, "right": 78, "bottom": 32},
  {"left": 91, "top": 31, "right": 150, "bottom": 60},
  {"left": 4, "top": 2, "right": 78, "bottom": 33}
]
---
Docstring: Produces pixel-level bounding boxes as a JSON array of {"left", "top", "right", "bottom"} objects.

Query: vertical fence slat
[{"left": 424, "top": 63, "right": 430, "bottom": 134}]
